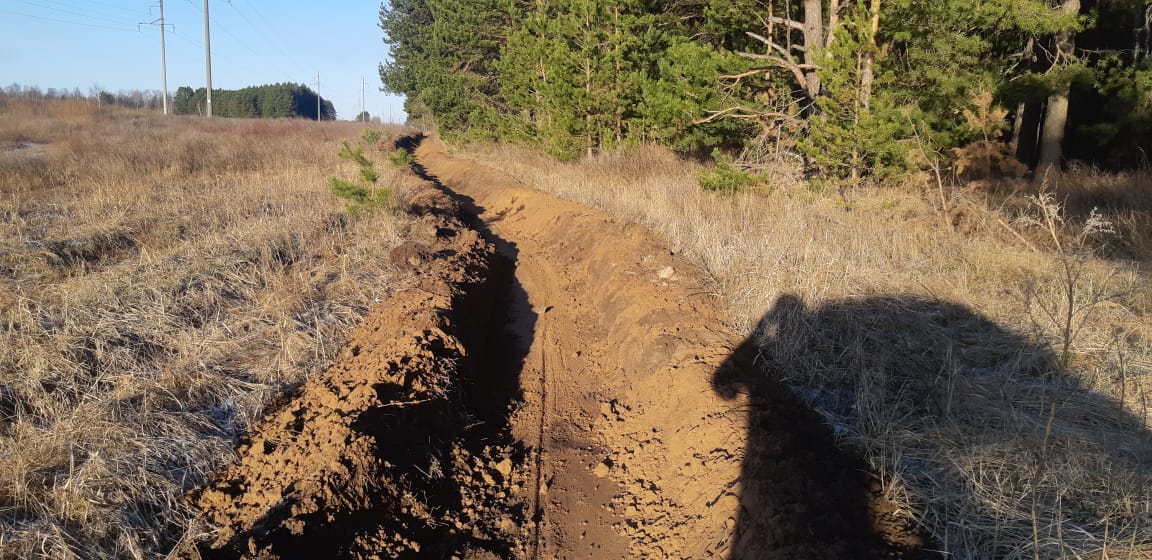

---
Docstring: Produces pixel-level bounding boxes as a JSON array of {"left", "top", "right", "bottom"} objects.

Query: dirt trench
[{"left": 191, "top": 136, "right": 924, "bottom": 559}]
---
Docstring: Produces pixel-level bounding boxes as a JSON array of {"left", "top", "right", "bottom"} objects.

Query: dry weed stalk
[
  {"left": 0, "top": 108, "right": 414, "bottom": 559},
  {"left": 468, "top": 143, "right": 1152, "bottom": 559},
  {"left": 1014, "top": 193, "right": 1120, "bottom": 368}
]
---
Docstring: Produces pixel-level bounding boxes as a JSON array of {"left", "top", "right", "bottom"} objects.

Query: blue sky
[{"left": 0, "top": 0, "right": 407, "bottom": 122}]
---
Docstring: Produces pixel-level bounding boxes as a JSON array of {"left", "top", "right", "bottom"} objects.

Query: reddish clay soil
[{"left": 190, "top": 135, "right": 930, "bottom": 559}]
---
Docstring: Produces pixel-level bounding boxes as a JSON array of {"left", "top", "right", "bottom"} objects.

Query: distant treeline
[
  {"left": 1, "top": 83, "right": 165, "bottom": 111},
  {"left": 173, "top": 83, "right": 336, "bottom": 120}
]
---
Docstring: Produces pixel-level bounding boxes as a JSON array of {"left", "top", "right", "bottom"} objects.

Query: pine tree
[
  {"left": 380, "top": 0, "right": 505, "bottom": 136},
  {"left": 499, "top": 1, "right": 650, "bottom": 157},
  {"left": 635, "top": 36, "right": 759, "bottom": 154},
  {"left": 802, "top": 1, "right": 906, "bottom": 180},
  {"left": 173, "top": 86, "right": 195, "bottom": 115},
  {"left": 373, "top": 0, "right": 1147, "bottom": 174}
]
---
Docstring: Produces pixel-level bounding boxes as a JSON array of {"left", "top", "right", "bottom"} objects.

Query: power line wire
[
  {"left": 231, "top": 0, "right": 354, "bottom": 114},
  {"left": 169, "top": 26, "right": 203, "bottom": 49},
  {"left": 0, "top": 8, "right": 138, "bottom": 31},
  {"left": 234, "top": 0, "right": 297, "bottom": 59},
  {"left": 210, "top": 14, "right": 262, "bottom": 57},
  {"left": 219, "top": 2, "right": 316, "bottom": 85},
  {"left": 14, "top": 0, "right": 138, "bottom": 27},
  {"left": 225, "top": 0, "right": 283, "bottom": 51},
  {"left": 169, "top": 25, "right": 303, "bottom": 89},
  {"left": 68, "top": 0, "right": 144, "bottom": 15},
  {"left": 177, "top": 0, "right": 308, "bottom": 86},
  {"left": 215, "top": 22, "right": 307, "bottom": 84},
  {"left": 212, "top": 24, "right": 305, "bottom": 83},
  {"left": 21, "top": 0, "right": 142, "bottom": 21}
]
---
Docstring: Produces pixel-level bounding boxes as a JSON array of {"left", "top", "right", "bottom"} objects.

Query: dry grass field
[
  {"left": 2, "top": 94, "right": 1149, "bottom": 560},
  {"left": 0, "top": 100, "right": 415, "bottom": 559},
  {"left": 463, "top": 143, "right": 1152, "bottom": 559}
]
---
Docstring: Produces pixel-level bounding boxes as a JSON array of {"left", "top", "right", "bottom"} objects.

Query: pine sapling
[{"left": 331, "top": 138, "right": 390, "bottom": 216}]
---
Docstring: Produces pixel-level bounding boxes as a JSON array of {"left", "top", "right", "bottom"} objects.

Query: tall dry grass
[
  {"left": 0, "top": 106, "right": 416, "bottom": 559},
  {"left": 462, "top": 143, "right": 1152, "bottom": 559},
  {"left": 1042, "top": 164, "right": 1152, "bottom": 262},
  {"left": 0, "top": 98, "right": 108, "bottom": 126}
]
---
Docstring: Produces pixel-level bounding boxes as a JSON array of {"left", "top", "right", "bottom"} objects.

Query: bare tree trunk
[
  {"left": 1136, "top": 3, "right": 1151, "bottom": 62},
  {"left": 1015, "top": 96, "right": 1045, "bottom": 168},
  {"left": 1036, "top": 94, "right": 1070, "bottom": 184},
  {"left": 801, "top": 0, "right": 824, "bottom": 99},
  {"left": 1015, "top": 35, "right": 1045, "bottom": 166},
  {"left": 1010, "top": 100, "right": 1026, "bottom": 152},
  {"left": 859, "top": 0, "right": 881, "bottom": 110},
  {"left": 613, "top": 5, "right": 624, "bottom": 144},
  {"left": 1010, "top": 38, "right": 1036, "bottom": 154},
  {"left": 586, "top": 63, "right": 594, "bottom": 159},
  {"left": 737, "top": 0, "right": 831, "bottom": 105},
  {"left": 1035, "top": 0, "right": 1081, "bottom": 186}
]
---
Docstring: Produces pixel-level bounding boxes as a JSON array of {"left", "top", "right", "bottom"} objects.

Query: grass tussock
[
  {"left": 463, "top": 143, "right": 1152, "bottom": 560},
  {"left": 0, "top": 108, "right": 417, "bottom": 559}
]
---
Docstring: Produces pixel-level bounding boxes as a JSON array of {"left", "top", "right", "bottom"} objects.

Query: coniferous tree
[
  {"left": 376, "top": 0, "right": 1151, "bottom": 174},
  {"left": 173, "top": 87, "right": 196, "bottom": 115},
  {"left": 380, "top": 0, "right": 505, "bottom": 136},
  {"left": 1060, "top": 1, "right": 1152, "bottom": 168},
  {"left": 802, "top": 1, "right": 906, "bottom": 180},
  {"left": 502, "top": 0, "right": 640, "bottom": 156}
]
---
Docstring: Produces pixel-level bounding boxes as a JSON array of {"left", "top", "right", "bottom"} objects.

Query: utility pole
[
  {"left": 144, "top": 1, "right": 171, "bottom": 115},
  {"left": 316, "top": 73, "right": 321, "bottom": 121},
  {"left": 204, "top": 0, "right": 213, "bottom": 117},
  {"left": 361, "top": 77, "right": 365, "bottom": 121},
  {"left": 159, "top": 0, "right": 168, "bottom": 115}
]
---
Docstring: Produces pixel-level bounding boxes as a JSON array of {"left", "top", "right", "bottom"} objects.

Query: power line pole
[
  {"left": 316, "top": 73, "right": 321, "bottom": 121},
  {"left": 204, "top": 0, "right": 213, "bottom": 117},
  {"left": 143, "top": 1, "right": 171, "bottom": 115},
  {"left": 159, "top": 0, "right": 168, "bottom": 115},
  {"left": 361, "top": 77, "right": 365, "bottom": 121}
]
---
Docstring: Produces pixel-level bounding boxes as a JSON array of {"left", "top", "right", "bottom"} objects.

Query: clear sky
[{"left": 0, "top": 0, "right": 408, "bottom": 122}]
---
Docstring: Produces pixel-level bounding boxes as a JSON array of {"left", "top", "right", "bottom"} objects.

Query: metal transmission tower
[{"left": 204, "top": 0, "right": 213, "bottom": 117}]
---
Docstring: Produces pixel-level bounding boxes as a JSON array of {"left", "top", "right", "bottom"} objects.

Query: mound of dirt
[
  {"left": 191, "top": 178, "right": 533, "bottom": 559},
  {"left": 190, "top": 138, "right": 929, "bottom": 559},
  {"left": 412, "top": 136, "right": 928, "bottom": 559}
]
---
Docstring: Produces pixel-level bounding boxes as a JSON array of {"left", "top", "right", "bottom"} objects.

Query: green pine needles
[
  {"left": 380, "top": 0, "right": 1149, "bottom": 180},
  {"left": 329, "top": 130, "right": 392, "bottom": 217},
  {"left": 386, "top": 149, "right": 416, "bottom": 168},
  {"left": 698, "top": 149, "right": 764, "bottom": 193}
]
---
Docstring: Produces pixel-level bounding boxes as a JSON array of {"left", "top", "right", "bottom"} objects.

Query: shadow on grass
[{"left": 714, "top": 294, "right": 1151, "bottom": 559}]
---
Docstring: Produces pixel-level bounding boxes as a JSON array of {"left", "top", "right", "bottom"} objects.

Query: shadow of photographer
[{"left": 713, "top": 294, "right": 1151, "bottom": 559}]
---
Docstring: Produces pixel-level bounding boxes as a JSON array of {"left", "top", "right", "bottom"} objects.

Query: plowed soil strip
[
  {"left": 412, "top": 136, "right": 921, "bottom": 560},
  {"left": 192, "top": 173, "right": 533, "bottom": 559},
  {"left": 190, "top": 135, "right": 925, "bottom": 559}
]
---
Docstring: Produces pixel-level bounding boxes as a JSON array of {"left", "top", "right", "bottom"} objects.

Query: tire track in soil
[{"left": 188, "top": 134, "right": 929, "bottom": 560}]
